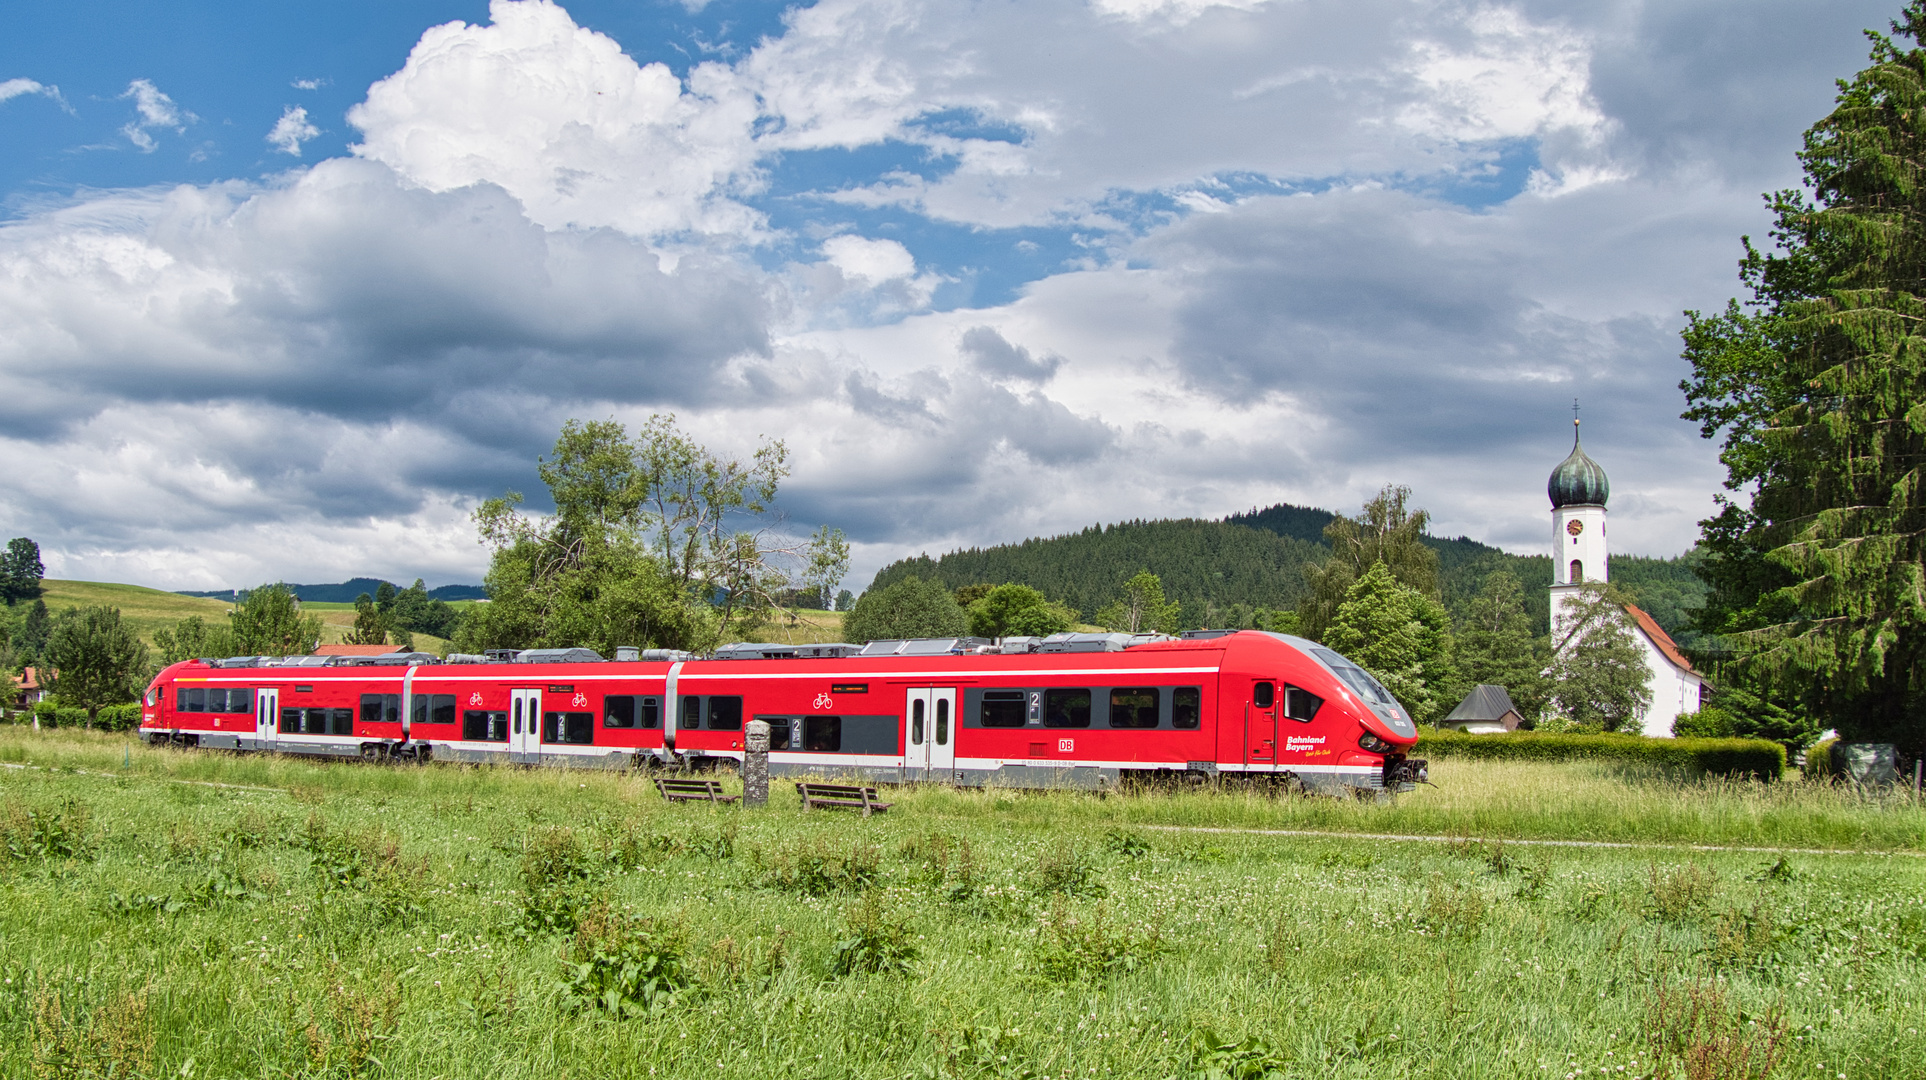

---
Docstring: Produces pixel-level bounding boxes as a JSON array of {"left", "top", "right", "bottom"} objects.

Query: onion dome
[{"left": 1548, "top": 420, "right": 1609, "bottom": 508}]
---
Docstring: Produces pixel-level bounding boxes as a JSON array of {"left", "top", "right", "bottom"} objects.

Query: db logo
[
  {"left": 572, "top": 693, "right": 588, "bottom": 708},
  {"left": 1057, "top": 738, "right": 1074, "bottom": 753},
  {"left": 468, "top": 692, "right": 483, "bottom": 706},
  {"left": 812, "top": 693, "right": 833, "bottom": 710}
]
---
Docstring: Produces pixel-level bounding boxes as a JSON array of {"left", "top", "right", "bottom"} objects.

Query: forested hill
[{"left": 868, "top": 502, "right": 1707, "bottom": 638}]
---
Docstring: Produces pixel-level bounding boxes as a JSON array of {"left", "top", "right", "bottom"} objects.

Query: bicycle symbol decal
[
  {"left": 572, "top": 693, "right": 589, "bottom": 708},
  {"left": 469, "top": 692, "right": 483, "bottom": 706},
  {"left": 812, "top": 693, "right": 833, "bottom": 710}
]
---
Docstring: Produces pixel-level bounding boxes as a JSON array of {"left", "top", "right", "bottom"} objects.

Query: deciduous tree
[
  {"left": 342, "top": 594, "right": 390, "bottom": 646},
  {"left": 1297, "top": 486, "right": 1440, "bottom": 641},
  {"left": 1545, "top": 584, "right": 1651, "bottom": 732},
  {"left": 45, "top": 606, "right": 149, "bottom": 722},
  {"left": 967, "top": 584, "right": 1077, "bottom": 638},
  {"left": 841, "top": 577, "right": 968, "bottom": 643},
  {"left": 227, "top": 584, "right": 325, "bottom": 656},
  {"left": 1094, "top": 570, "right": 1180, "bottom": 635},
  {"left": 0, "top": 537, "right": 44, "bottom": 604},
  {"left": 1681, "top": 6, "right": 1926, "bottom": 750},
  {"left": 153, "top": 614, "right": 237, "bottom": 665}
]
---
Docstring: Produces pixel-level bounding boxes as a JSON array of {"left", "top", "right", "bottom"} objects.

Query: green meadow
[{"left": 2, "top": 727, "right": 1922, "bottom": 1079}]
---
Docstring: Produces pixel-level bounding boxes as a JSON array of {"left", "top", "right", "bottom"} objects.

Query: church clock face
[{"left": 1567, "top": 519, "right": 1584, "bottom": 536}]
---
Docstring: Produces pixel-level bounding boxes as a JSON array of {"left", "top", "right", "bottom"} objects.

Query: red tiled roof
[
  {"left": 18, "top": 667, "right": 45, "bottom": 690},
  {"left": 1625, "top": 603, "right": 1696, "bottom": 675},
  {"left": 312, "top": 644, "right": 394, "bottom": 657}
]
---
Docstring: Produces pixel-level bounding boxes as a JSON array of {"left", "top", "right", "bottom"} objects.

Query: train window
[
  {"left": 604, "top": 696, "right": 637, "bottom": 729},
  {"left": 911, "top": 699, "right": 924, "bottom": 745},
  {"left": 1253, "top": 682, "right": 1275, "bottom": 709},
  {"left": 681, "top": 697, "right": 701, "bottom": 729},
  {"left": 543, "top": 711, "right": 595, "bottom": 744},
  {"left": 980, "top": 691, "right": 1026, "bottom": 728},
  {"left": 431, "top": 695, "right": 456, "bottom": 725},
  {"left": 1044, "top": 689, "right": 1091, "bottom": 728},
  {"left": 361, "top": 694, "right": 400, "bottom": 725},
  {"left": 640, "top": 698, "right": 659, "bottom": 728},
  {"left": 463, "top": 710, "right": 509, "bottom": 742},
  {"left": 936, "top": 698, "right": 949, "bottom": 745},
  {"left": 228, "top": 688, "right": 254, "bottom": 714},
  {"left": 279, "top": 707, "right": 300, "bottom": 733},
  {"left": 1284, "top": 687, "right": 1323, "bottom": 723},
  {"left": 803, "top": 715, "right": 841, "bottom": 752},
  {"left": 330, "top": 708, "right": 355, "bottom": 736},
  {"left": 1108, "top": 688, "right": 1159, "bottom": 729},
  {"left": 178, "top": 687, "right": 205, "bottom": 712},
  {"left": 707, "top": 696, "right": 743, "bottom": 731},
  {"left": 1172, "top": 687, "right": 1201, "bottom": 729}
]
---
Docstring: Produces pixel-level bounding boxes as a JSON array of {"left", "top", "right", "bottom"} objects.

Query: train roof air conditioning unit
[
  {"left": 512, "top": 648, "right": 605, "bottom": 664},
  {"left": 1038, "top": 632, "right": 1132, "bottom": 653}
]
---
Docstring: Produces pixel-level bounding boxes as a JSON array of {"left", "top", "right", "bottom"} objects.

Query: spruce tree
[
  {"left": 1682, "top": 5, "right": 1926, "bottom": 750},
  {"left": 1454, "top": 570, "right": 1550, "bottom": 723},
  {"left": 1323, "top": 562, "right": 1460, "bottom": 723}
]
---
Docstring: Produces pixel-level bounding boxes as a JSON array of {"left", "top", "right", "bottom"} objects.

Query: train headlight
[{"left": 1358, "top": 731, "right": 1393, "bottom": 754}]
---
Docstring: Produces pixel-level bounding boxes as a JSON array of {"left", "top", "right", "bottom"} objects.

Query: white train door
[
  {"left": 905, "top": 688, "right": 957, "bottom": 782},
  {"left": 510, "top": 689, "right": 541, "bottom": 764},
  {"left": 255, "top": 687, "right": 279, "bottom": 751}
]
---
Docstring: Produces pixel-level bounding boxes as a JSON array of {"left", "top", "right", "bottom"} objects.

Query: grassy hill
[
  {"left": 868, "top": 502, "right": 1708, "bottom": 641},
  {"left": 28, "top": 580, "right": 452, "bottom": 653}
]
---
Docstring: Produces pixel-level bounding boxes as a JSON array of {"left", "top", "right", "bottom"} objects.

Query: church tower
[{"left": 1547, "top": 414, "right": 1610, "bottom": 636}]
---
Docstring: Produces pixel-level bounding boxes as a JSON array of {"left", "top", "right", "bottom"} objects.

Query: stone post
[{"left": 743, "top": 719, "right": 770, "bottom": 807}]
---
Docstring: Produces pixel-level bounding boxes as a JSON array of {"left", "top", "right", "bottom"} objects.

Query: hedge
[
  {"left": 1413, "top": 729, "right": 1786, "bottom": 780},
  {"left": 25, "top": 700, "right": 142, "bottom": 731}
]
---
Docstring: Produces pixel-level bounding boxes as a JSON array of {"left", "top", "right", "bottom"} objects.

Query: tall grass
[{"left": 0, "top": 728, "right": 1921, "bottom": 1078}]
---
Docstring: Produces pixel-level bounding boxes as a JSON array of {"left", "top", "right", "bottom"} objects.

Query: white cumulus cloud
[
  {"left": 822, "top": 235, "right": 916, "bottom": 284},
  {"left": 119, "top": 78, "right": 190, "bottom": 152},
  {"left": 348, "top": 0, "right": 763, "bottom": 239},
  {"left": 267, "top": 105, "right": 321, "bottom": 155}
]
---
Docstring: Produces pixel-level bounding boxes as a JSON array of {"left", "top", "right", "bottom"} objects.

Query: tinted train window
[
  {"left": 605, "top": 695, "right": 659, "bottom": 728},
  {"left": 361, "top": 694, "right": 400, "bottom": 725},
  {"left": 980, "top": 691, "right": 1026, "bottom": 728},
  {"left": 706, "top": 696, "right": 743, "bottom": 731},
  {"left": 463, "top": 710, "right": 509, "bottom": 742},
  {"left": 759, "top": 717, "right": 792, "bottom": 750},
  {"left": 1172, "top": 687, "right": 1201, "bottom": 729},
  {"left": 1108, "top": 688, "right": 1159, "bottom": 729},
  {"left": 1253, "top": 682, "right": 1275, "bottom": 709},
  {"left": 1044, "top": 689, "right": 1091, "bottom": 728},
  {"left": 681, "top": 697, "right": 701, "bottom": 729},
  {"left": 935, "top": 699, "right": 949, "bottom": 745},
  {"left": 410, "top": 695, "right": 455, "bottom": 725},
  {"left": 803, "top": 715, "right": 840, "bottom": 751},
  {"left": 1284, "top": 687, "right": 1323, "bottom": 722},
  {"left": 330, "top": 708, "right": 355, "bottom": 736},
  {"left": 543, "top": 711, "right": 595, "bottom": 744},
  {"left": 178, "top": 687, "right": 204, "bottom": 712},
  {"left": 226, "top": 689, "right": 254, "bottom": 714}
]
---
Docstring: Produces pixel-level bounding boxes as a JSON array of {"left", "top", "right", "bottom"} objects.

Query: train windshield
[{"left": 1311, "top": 648, "right": 1397, "bottom": 706}]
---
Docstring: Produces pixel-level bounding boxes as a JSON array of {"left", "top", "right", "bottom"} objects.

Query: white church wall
[{"left": 1631, "top": 631, "right": 1703, "bottom": 738}]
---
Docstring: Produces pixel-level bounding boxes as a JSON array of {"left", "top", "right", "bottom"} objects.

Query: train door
[
  {"left": 255, "top": 687, "right": 280, "bottom": 751},
  {"left": 1245, "top": 680, "right": 1278, "bottom": 772},
  {"left": 904, "top": 688, "right": 957, "bottom": 782},
  {"left": 510, "top": 689, "right": 541, "bottom": 764}
]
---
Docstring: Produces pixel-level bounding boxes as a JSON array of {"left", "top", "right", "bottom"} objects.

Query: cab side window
[
  {"left": 1253, "top": 682, "right": 1275, "bottom": 709},
  {"left": 1284, "top": 687, "right": 1323, "bottom": 722}
]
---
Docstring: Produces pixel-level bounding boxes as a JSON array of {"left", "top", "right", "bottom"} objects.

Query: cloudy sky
[{"left": 0, "top": 0, "right": 1895, "bottom": 592}]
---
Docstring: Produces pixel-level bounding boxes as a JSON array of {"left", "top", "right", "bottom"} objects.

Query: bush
[
  {"left": 842, "top": 577, "right": 967, "bottom": 643},
  {"left": 1413, "top": 729, "right": 1785, "bottom": 780},
  {"left": 29, "top": 701, "right": 91, "bottom": 729},
  {"left": 1672, "top": 708, "right": 1735, "bottom": 739},
  {"left": 1803, "top": 739, "right": 1838, "bottom": 781},
  {"left": 95, "top": 703, "right": 142, "bottom": 732}
]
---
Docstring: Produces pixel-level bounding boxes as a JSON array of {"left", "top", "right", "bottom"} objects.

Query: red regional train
[{"left": 139, "top": 630, "right": 1428, "bottom": 795}]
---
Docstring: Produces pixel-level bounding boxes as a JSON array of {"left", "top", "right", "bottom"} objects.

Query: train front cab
[{"left": 1218, "top": 633, "right": 1426, "bottom": 796}]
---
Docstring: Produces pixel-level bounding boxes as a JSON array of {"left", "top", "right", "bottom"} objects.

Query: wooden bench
[
  {"left": 655, "top": 777, "right": 739, "bottom": 805},
  {"left": 795, "top": 781, "right": 892, "bottom": 816}
]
